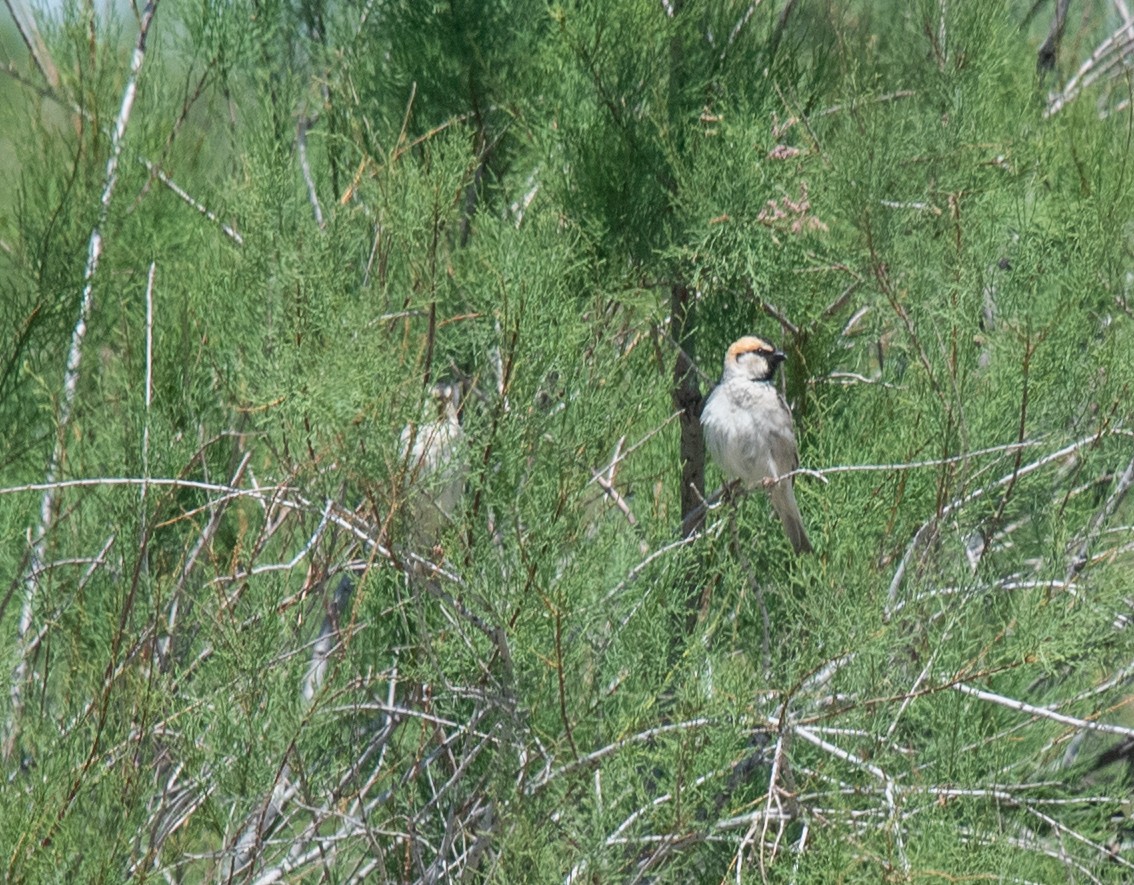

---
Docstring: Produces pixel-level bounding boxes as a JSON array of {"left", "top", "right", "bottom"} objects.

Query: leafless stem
[
  {"left": 1037, "top": 0, "right": 1072, "bottom": 72},
  {"left": 954, "top": 682, "right": 1134, "bottom": 739},
  {"left": 528, "top": 717, "right": 714, "bottom": 794},
  {"left": 4, "top": 0, "right": 60, "bottom": 89},
  {"left": 140, "top": 159, "right": 245, "bottom": 244},
  {"left": 1065, "top": 453, "right": 1134, "bottom": 581},
  {"left": 5, "top": 0, "right": 161, "bottom": 763},
  {"left": 298, "top": 114, "right": 325, "bottom": 228},
  {"left": 1047, "top": 15, "right": 1134, "bottom": 115},
  {"left": 885, "top": 430, "right": 1130, "bottom": 612}
]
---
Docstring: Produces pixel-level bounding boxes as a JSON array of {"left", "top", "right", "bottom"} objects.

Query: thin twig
[
  {"left": 791, "top": 723, "right": 909, "bottom": 873},
  {"left": 1047, "top": 17, "right": 1134, "bottom": 115},
  {"left": 527, "top": 718, "right": 714, "bottom": 794},
  {"left": 5, "top": 0, "right": 161, "bottom": 763},
  {"left": 140, "top": 159, "right": 244, "bottom": 244},
  {"left": 297, "top": 114, "right": 325, "bottom": 228},
  {"left": 955, "top": 682, "right": 1134, "bottom": 739},
  {"left": 4, "top": 0, "right": 60, "bottom": 89},
  {"left": 780, "top": 438, "right": 1062, "bottom": 487},
  {"left": 586, "top": 410, "right": 683, "bottom": 488},
  {"left": 1065, "top": 454, "right": 1134, "bottom": 581},
  {"left": 886, "top": 430, "right": 1131, "bottom": 611}
]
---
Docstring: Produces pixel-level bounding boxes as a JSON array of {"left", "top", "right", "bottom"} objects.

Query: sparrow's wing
[
  {"left": 766, "top": 395, "right": 800, "bottom": 476},
  {"left": 767, "top": 395, "right": 812, "bottom": 554}
]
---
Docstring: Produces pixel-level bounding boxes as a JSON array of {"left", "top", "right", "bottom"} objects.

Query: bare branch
[
  {"left": 954, "top": 682, "right": 1134, "bottom": 739},
  {"left": 5, "top": 0, "right": 161, "bottom": 763},
  {"left": 297, "top": 114, "right": 325, "bottom": 228},
  {"left": 527, "top": 717, "right": 714, "bottom": 794},
  {"left": 1046, "top": 16, "right": 1134, "bottom": 116},
  {"left": 140, "top": 159, "right": 245, "bottom": 245},
  {"left": 1065, "top": 453, "right": 1134, "bottom": 580},
  {"left": 4, "top": 0, "right": 60, "bottom": 89}
]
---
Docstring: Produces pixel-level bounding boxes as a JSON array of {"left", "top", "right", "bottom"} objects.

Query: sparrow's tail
[{"left": 771, "top": 481, "right": 813, "bottom": 555}]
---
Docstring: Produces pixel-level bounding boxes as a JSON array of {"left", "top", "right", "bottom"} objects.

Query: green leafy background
[{"left": 2, "top": 1, "right": 1134, "bottom": 880}]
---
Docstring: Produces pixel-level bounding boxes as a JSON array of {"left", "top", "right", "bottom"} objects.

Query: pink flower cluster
[
  {"left": 767, "top": 144, "right": 802, "bottom": 160},
  {"left": 756, "top": 183, "right": 828, "bottom": 234}
]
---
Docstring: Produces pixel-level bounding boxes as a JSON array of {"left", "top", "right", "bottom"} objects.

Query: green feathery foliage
[{"left": 2, "top": 1, "right": 1134, "bottom": 881}]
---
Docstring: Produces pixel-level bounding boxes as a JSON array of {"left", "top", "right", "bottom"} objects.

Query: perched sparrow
[
  {"left": 398, "top": 382, "right": 466, "bottom": 543},
  {"left": 701, "top": 336, "right": 813, "bottom": 555}
]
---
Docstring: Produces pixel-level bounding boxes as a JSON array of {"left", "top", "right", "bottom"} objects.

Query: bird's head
[{"left": 723, "top": 336, "right": 785, "bottom": 383}]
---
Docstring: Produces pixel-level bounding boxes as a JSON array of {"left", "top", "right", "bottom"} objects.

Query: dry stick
[
  {"left": 135, "top": 769, "right": 215, "bottom": 874},
  {"left": 413, "top": 709, "right": 496, "bottom": 822},
  {"left": 990, "top": 328, "right": 1037, "bottom": 531},
  {"left": 142, "top": 263, "right": 155, "bottom": 498},
  {"left": 954, "top": 682, "right": 1134, "bottom": 739},
  {"left": 760, "top": 299, "right": 800, "bottom": 337},
  {"left": 225, "top": 659, "right": 387, "bottom": 881},
  {"left": 1120, "top": 0, "right": 1134, "bottom": 27},
  {"left": 567, "top": 764, "right": 732, "bottom": 884},
  {"left": 3, "top": 32, "right": 241, "bottom": 248},
  {"left": 1074, "top": 28, "right": 1134, "bottom": 94},
  {"left": 587, "top": 410, "right": 683, "bottom": 488},
  {"left": 693, "top": 438, "right": 1061, "bottom": 530},
  {"left": 1037, "top": 0, "right": 1072, "bottom": 71},
  {"left": 415, "top": 800, "right": 496, "bottom": 885},
  {"left": 608, "top": 532, "right": 713, "bottom": 614},
  {"left": 672, "top": 437, "right": 1074, "bottom": 612},
  {"left": 297, "top": 114, "right": 325, "bottom": 228},
  {"left": 22, "top": 534, "right": 117, "bottom": 661},
  {"left": 1047, "top": 18, "right": 1134, "bottom": 115},
  {"left": 982, "top": 829, "right": 1104, "bottom": 883},
  {"left": 820, "top": 279, "right": 861, "bottom": 319},
  {"left": 1064, "top": 657, "right": 1134, "bottom": 709},
  {"left": 943, "top": 789, "right": 1129, "bottom": 875},
  {"left": 339, "top": 85, "right": 483, "bottom": 206},
  {"left": 223, "top": 765, "right": 299, "bottom": 880},
  {"left": 815, "top": 90, "right": 916, "bottom": 119},
  {"left": 527, "top": 717, "right": 713, "bottom": 795},
  {"left": 791, "top": 723, "right": 910, "bottom": 874},
  {"left": 138, "top": 263, "right": 156, "bottom": 606},
  {"left": 4, "top": 0, "right": 160, "bottom": 762},
  {"left": 821, "top": 371, "right": 899, "bottom": 388},
  {"left": 593, "top": 529, "right": 714, "bottom": 664},
  {"left": 1065, "top": 453, "right": 1134, "bottom": 582},
  {"left": 884, "top": 430, "right": 1131, "bottom": 613},
  {"left": 593, "top": 470, "right": 638, "bottom": 525},
  {"left": 736, "top": 729, "right": 792, "bottom": 881},
  {"left": 254, "top": 677, "right": 405, "bottom": 879},
  {"left": 1024, "top": 805, "right": 1134, "bottom": 873},
  {"left": 717, "top": 1, "right": 759, "bottom": 64},
  {"left": 593, "top": 436, "right": 635, "bottom": 516},
  {"left": 934, "top": 0, "right": 949, "bottom": 69},
  {"left": 301, "top": 573, "right": 353, "bottom": 704},
  {"left": 173, "top": 452, "right": 254, "bottom": 596},
  {"left": 4, "top": 0, "right": 60, "bottom": 89},
  {"left": 139, "top": 159, "right": 244, "bottom": 244},
  {"left": 0, "top": 476, "right": 460, "bottom": 585},
  {"left": 551, "top": 602, "right": 579, "bottom": 760},
  {"left": 904, "top": 785, "right": 1113, "bottom": 806},
  {"left": 509, "top": 167, "right": 541, "bottom": 227},
  {"left": 768, "top": 0, "right": 800, "bottom": 60}
]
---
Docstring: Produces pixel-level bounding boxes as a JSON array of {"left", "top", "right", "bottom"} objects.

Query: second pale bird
[
  {"left": 701, "top": 336, "right": 813, "bottom": 555},
  {"left": 399, "top": 382, "right": 466, "bottom": 545}
]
